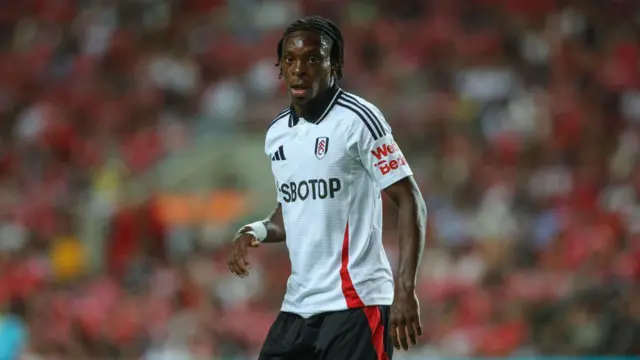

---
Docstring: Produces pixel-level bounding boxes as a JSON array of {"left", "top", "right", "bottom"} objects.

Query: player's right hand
[{"left": 228, "top": 227, "right": 260, "bottom": 278}]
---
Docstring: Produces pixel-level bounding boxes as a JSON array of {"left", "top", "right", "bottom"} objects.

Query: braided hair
[{"left": 276, "top": 16, "right": 345, "bottom": 80}]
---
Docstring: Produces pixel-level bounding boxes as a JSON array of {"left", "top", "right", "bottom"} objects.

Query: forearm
[{"left": 395, "top": 193, "right": 427, "bottom": 292}]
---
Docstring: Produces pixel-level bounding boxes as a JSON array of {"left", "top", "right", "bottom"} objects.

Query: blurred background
[{"left": 0, "top": 0, "right": 639, "bottom": 359}]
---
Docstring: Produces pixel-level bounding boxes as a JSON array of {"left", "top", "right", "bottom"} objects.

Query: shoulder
[
  {"left": 268, "top": 107, "right": 291, "bottom": 131},
  {"left": 264, "top": 107, "right": 291, "bottom": 155},
  {"left": 335, "top": 90, "right": 390, "bottom": 141},
  {"left": 266, "top": 108, "right": 291, "bottom": 137}
]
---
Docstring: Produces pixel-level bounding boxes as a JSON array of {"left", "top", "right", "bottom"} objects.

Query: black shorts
[{"left": 258, "top": 305, "right": 393, "bottom": 360}]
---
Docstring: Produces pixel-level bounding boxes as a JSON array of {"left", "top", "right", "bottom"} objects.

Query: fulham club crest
[{"left": 315, "top": 137, "right": 329, "bottom": 159}]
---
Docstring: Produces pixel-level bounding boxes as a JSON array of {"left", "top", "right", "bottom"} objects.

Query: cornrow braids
[{"left": 275, "top": 15, "right": 345, "bottom": 80}]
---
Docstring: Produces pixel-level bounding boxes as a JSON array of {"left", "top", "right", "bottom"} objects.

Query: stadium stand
[{"left": 0, "top": 0, "right": 639, "bottom": 359}]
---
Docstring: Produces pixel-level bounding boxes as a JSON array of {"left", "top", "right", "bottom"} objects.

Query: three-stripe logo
[{"left": 271, "top": 145, "right": 286, "bottom": 161}]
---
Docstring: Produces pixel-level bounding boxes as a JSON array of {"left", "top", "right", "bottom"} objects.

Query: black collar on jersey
[{"left": 289, "top": 84, "right": 342, "bottom": 127}]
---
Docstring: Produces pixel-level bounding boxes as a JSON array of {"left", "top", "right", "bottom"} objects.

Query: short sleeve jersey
[{"left": 265, "top": 88, "right": 414, "bottom": 317}]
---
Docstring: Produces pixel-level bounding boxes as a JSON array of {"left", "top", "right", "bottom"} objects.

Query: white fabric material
[
  {"left": 244, "top": 221, "right": 268, "bottom": 242},
  {"left": 264, "top": 90, "right": 413, "bottom": 317}
]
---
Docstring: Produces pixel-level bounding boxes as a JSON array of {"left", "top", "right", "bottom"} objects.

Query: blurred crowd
[{"left": 1, "top": 0, "right": 640, "bottom": 359}]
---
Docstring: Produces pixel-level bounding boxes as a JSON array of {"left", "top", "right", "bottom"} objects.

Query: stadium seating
[{"left": 0, "top": 0, "right": 638, "bottom": 358}]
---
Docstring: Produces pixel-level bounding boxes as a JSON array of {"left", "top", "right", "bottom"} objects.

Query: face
[{"left": 281, "top": 31, "right": 334, "bottom": 105}]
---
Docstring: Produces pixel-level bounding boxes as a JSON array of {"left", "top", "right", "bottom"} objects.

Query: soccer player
[{"left": 228, "top": 16, "right": 427, "bottom": 360}]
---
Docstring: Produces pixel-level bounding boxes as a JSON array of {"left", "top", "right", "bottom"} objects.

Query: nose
[{"left": 290, "top": 59, "right": 306, "bottom": 77}]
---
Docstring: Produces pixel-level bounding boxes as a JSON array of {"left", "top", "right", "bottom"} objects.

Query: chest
[{"left": 268, "top": 121, "right": 350, "bottom": 179}]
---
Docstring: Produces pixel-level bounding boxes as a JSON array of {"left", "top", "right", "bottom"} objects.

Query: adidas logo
[{"left": 271, "top": 145, "right": 286, "bottom": 161}]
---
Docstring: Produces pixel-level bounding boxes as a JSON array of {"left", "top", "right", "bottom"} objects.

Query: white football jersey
[{"left": 265, "top": 87, "right": 414, "bottom": 317}]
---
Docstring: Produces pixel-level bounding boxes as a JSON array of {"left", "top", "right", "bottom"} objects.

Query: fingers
[
  {"left": 227, "top": 235, "right": 255, "bottom": 277},
  {"left": 390, "top": 314, "right": 422, "bottom": 351},
  {"left": 390, "top": 324, "right": 401, "bottom": 351},
  {"left": 414, "top": 316, "right": 423, "bottom": 338},
  {"left": 390, "top": 323, "right": 417, "bottom": 351},
  {"left": 390, "top": 323, "right": 411, "bottom": 350},
  {"left": 235, "top": 252, "right": 251, "bottom": 276},
  {"left": 227, "top": 252, "right": 248, "bottom": 277},
  {"left": 398, "top": 324, "right": 410, "bottom": 350},
  {"left": 406, "top": 314, "right": 422, "bottom": 346},
  {"left": 406, "top": 320, "right": 418, "bottom": 347}
]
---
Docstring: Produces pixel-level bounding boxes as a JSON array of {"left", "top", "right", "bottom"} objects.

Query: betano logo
[{"left": 371, "top": 142, "right": 407, "bottom": 175}]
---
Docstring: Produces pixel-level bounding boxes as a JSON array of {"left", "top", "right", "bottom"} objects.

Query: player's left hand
[{"left": 389, "top": 288, "right": 422, "bottom": 351}]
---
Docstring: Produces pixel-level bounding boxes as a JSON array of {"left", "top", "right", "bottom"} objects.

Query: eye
[
  {"left": 308, "top": 56, "right": 321, "bottom": 64},
  {"left": 284, "top": 56, "right": 293, "bottom": 64}
]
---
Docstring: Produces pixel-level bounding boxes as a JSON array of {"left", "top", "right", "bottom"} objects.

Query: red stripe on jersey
[
  {"left": 363, "top": 306, "right": 388, "bottom": 360},
  {"left": 340, "top": 222, "right": 365, "bottom": 308}
]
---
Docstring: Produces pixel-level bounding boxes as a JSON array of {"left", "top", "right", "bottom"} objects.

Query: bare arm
[
  {"left": 383, "top": 176, "right": 427, "bottom": 350},
  {"left": 383, "top": 176, "right": 427, "bottom": 291}
]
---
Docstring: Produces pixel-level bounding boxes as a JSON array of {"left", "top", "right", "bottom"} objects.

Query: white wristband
[{"left": 244, "top": 221, "right": 268, "bottom": 242}]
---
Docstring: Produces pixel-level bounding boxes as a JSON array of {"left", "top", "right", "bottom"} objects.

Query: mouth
[{"left": 289, "top": 83, "right": 310, "bottom": 98}]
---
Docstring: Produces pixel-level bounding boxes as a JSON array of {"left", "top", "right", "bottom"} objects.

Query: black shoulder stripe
[
  {"left": 272, "top": 109, "right": 290, "bottom": 124},
  {"left": 336, "top": 100, "right": 380, "bottom": 141},
  {"left": 268, "top": 109, "right": 291, "bottom": 131},
  {"left": 339, "top": 93, "right": 387, "bottom": 137}
]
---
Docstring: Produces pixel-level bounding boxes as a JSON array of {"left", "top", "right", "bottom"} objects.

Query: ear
[{"left": 330, "top": 63, "right": 338, "bottom": 81}]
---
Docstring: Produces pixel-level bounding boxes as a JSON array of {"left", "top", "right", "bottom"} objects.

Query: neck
[{"left": 292, "top": 83, "right": 338, "bottom": 121}]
